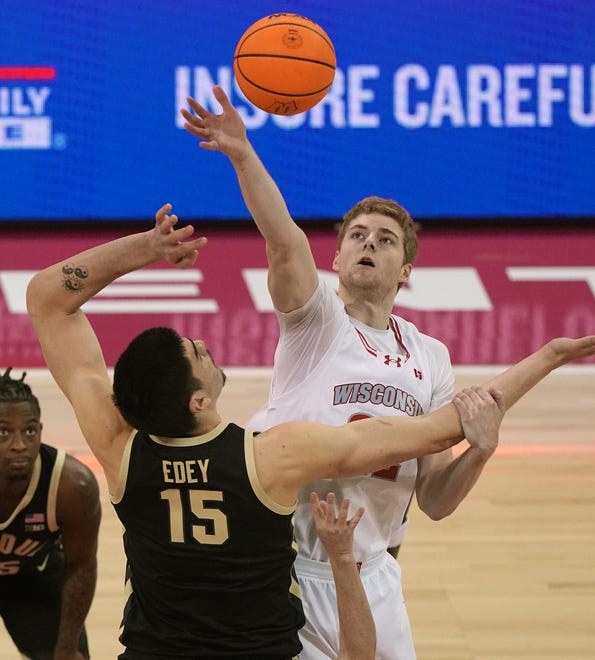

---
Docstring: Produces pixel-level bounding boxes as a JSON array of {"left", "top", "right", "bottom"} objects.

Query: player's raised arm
[
  {"left": 181, "top": 86, "right": 318, "bottom": 312},
  {"left": 481, "top": 335, "right": 595, "bottom": 409},
  {"left": 311, "top": 493, "right": 375, "bottom": 660},
  {"left": 254, "top": 335, "right": 595, "bottom": 505},
  {"left": 26, "top": 205, "right": 207, "bottom": 484}
]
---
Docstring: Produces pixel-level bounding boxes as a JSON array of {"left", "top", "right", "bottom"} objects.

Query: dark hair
[
  {"left": 337, "top": 196, "right": 419, "bottom": 266},
  {"left": 0, "top": 368, "right": 41, "bottom": 417},
  {"left": 112, "top": 327, "right": 201, "bottom": 437}
]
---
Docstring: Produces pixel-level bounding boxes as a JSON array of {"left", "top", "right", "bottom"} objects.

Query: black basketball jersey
[
  {"left": 0, "top": 444, "right": 64, "bottom": 577},
  {"left": 112, "top": 421, "right": 305, "bottom": 659}
]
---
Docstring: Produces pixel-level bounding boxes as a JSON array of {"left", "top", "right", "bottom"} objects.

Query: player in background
[{"left": 0, "top": 368, "right": 100, "bottom": 660}]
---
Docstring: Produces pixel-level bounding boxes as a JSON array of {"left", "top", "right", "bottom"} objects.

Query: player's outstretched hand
[
  {"left": 544, "top": 336, "right": 595, "bottom": 367},
  {"left": 181, "top": 86, "right": 248, "bottom": 159},
  {"left": 311, "top": 492, "right": 364, "bottom": 561},
  {"left": 151, "top": 203, "right": 207, "bottom": 269}
]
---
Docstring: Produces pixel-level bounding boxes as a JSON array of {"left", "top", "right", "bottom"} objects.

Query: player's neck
[
  {"left": 342, "top": 299, "right": 392, "bottom": 330},
  {"left": 192, "top": 410, "right": 223, "bottom": 436},
  {"left": 338, "top": 281, "right": 399, "bottom": 329}
]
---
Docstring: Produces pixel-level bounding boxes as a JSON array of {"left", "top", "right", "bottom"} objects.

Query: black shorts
[{"left": 0, "top": 544, "right": 89, "bottom": 659}]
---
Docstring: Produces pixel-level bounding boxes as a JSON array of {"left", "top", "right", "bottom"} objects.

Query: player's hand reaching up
[
  {"left": 311, "top": 492, "right": 364, "bottom": 562},
  {"left": 311, "top": 493, "right": 375, "bottom": 660},
  {"left": 151, "top": 203, "right": 207, "bottom": 269},
  {"left": 181, "top": 86, "right": 249, "bottom": 161}
]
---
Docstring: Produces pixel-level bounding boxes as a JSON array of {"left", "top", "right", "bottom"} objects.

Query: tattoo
[{"left": 61, "top": 263, "right": 88, "bottom": 292}]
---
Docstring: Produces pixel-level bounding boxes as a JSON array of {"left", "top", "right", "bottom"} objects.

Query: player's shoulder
[
  {"left": 419, "top": 331, "right": 450, "bottom": 358},
  {"left": 51, "top": 450, "right": 101, "bottom": 526},
  {"left": 258, "top": 419, "right": 317, "bottom": 443},
  {"left": 59, "top": 452, "right": 100, "bottom": 498}
]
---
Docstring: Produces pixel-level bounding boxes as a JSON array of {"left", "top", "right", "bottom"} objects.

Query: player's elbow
[
  {"left": 425, "top": 506, "right": 452, "bottom": 521},
  {"left": 418, "top": 493, "right": 457, "bottom": 521},
  {"left": 27, "top": 268, "right": 80, "bottom": 321},
  {"left": 25, "top": 271, "right": 44, "bottom": 317},
  {"left": 26, "top": 270, "right": 57, "bottom": 319}
]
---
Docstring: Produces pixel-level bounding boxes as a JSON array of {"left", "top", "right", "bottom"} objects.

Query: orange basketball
[{"left": 233, "top": 13, "right": 336, "bottom": 116}]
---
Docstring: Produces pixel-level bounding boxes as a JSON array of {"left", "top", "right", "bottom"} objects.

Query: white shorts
[{"left": 295, "top": 551, "right": 416, "bottom": 660}]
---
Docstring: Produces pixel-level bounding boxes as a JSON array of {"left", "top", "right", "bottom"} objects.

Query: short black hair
[
  {"left": 0, "top": 368, "right": 41, "bottom": 417},
  {"left": 112, "top": 327, "right": 201, "bottom": 436}
]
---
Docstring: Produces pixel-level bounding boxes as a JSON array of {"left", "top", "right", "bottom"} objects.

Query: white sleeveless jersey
[{"left": 248, "top": 280, "right": 454, "bottom": 563}]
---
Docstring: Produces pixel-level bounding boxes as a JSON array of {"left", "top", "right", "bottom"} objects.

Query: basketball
[{"left": 233, "top": 13, "right": 336, "bottom": 116}]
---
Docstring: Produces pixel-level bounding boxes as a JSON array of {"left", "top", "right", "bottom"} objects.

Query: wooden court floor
[{"left": 2, "top": 367, "right": 594, "bottom": 659}]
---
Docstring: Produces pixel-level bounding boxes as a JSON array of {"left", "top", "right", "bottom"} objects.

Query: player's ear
[
  {"left": 332, "top": 250, "right": 340, "bottom": 272},
  {"left": 399, "top": 263, "right": 412, "bottom": 284},
  {"left": 189, "top": 392, "right": 211, "bottom": 413}
]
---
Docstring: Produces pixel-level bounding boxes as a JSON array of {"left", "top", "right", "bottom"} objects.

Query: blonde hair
[{"left": 337, "top": 196, "right": 419, "bottom": 265}]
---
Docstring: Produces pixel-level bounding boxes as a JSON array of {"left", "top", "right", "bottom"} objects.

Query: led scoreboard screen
[{"left": 1, "top": 0, "right": 594, "bottom": 222}]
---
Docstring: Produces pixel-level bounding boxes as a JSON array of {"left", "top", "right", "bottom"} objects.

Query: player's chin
[
  {"left": 6, "top": 467, "right": 31, "bottom": 481},
  {"left": 349, "top": 268, "right": 377, "bottom": 284}
]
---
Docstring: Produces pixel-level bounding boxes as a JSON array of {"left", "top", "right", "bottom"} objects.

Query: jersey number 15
[{"left": 161, "top": 488, "right": 229, "bottom": 545}]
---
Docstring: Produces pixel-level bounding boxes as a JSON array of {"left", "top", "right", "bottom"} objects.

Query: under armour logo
[
  {"left": 384, "top": 355, "right": 402, "bottom": 367},
  {"left": 414, "top": 368, "right": 423, "bottom": 380}
]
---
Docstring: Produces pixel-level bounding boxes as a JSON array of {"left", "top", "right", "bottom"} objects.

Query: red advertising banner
[{"left": 1, "top": 224, "right": 594, "bottom": 367}]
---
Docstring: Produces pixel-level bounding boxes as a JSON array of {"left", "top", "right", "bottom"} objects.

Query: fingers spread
[
  {"left": 186, "top": 96, "right": 209, "bottom": 119},
  {"left": 213, "top": 85, "right": 232, "bottom": 110},
  {"left": 350, "top": 506, "right": 365, "bottom": 527}
]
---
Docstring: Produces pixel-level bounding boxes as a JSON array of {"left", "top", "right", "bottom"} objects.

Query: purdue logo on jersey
[{"left": 0, "top": 531, "right": 45, "bottom": 575}]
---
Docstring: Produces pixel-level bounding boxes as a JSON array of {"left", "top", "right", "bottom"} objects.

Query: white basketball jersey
[{"left": 248, "top": 280, "right": 453, "bottom": 562}]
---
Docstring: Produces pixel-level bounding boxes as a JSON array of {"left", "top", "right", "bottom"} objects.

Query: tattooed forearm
[{"left": 61, "top": 263, "right": 89, "bottom": 292}]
